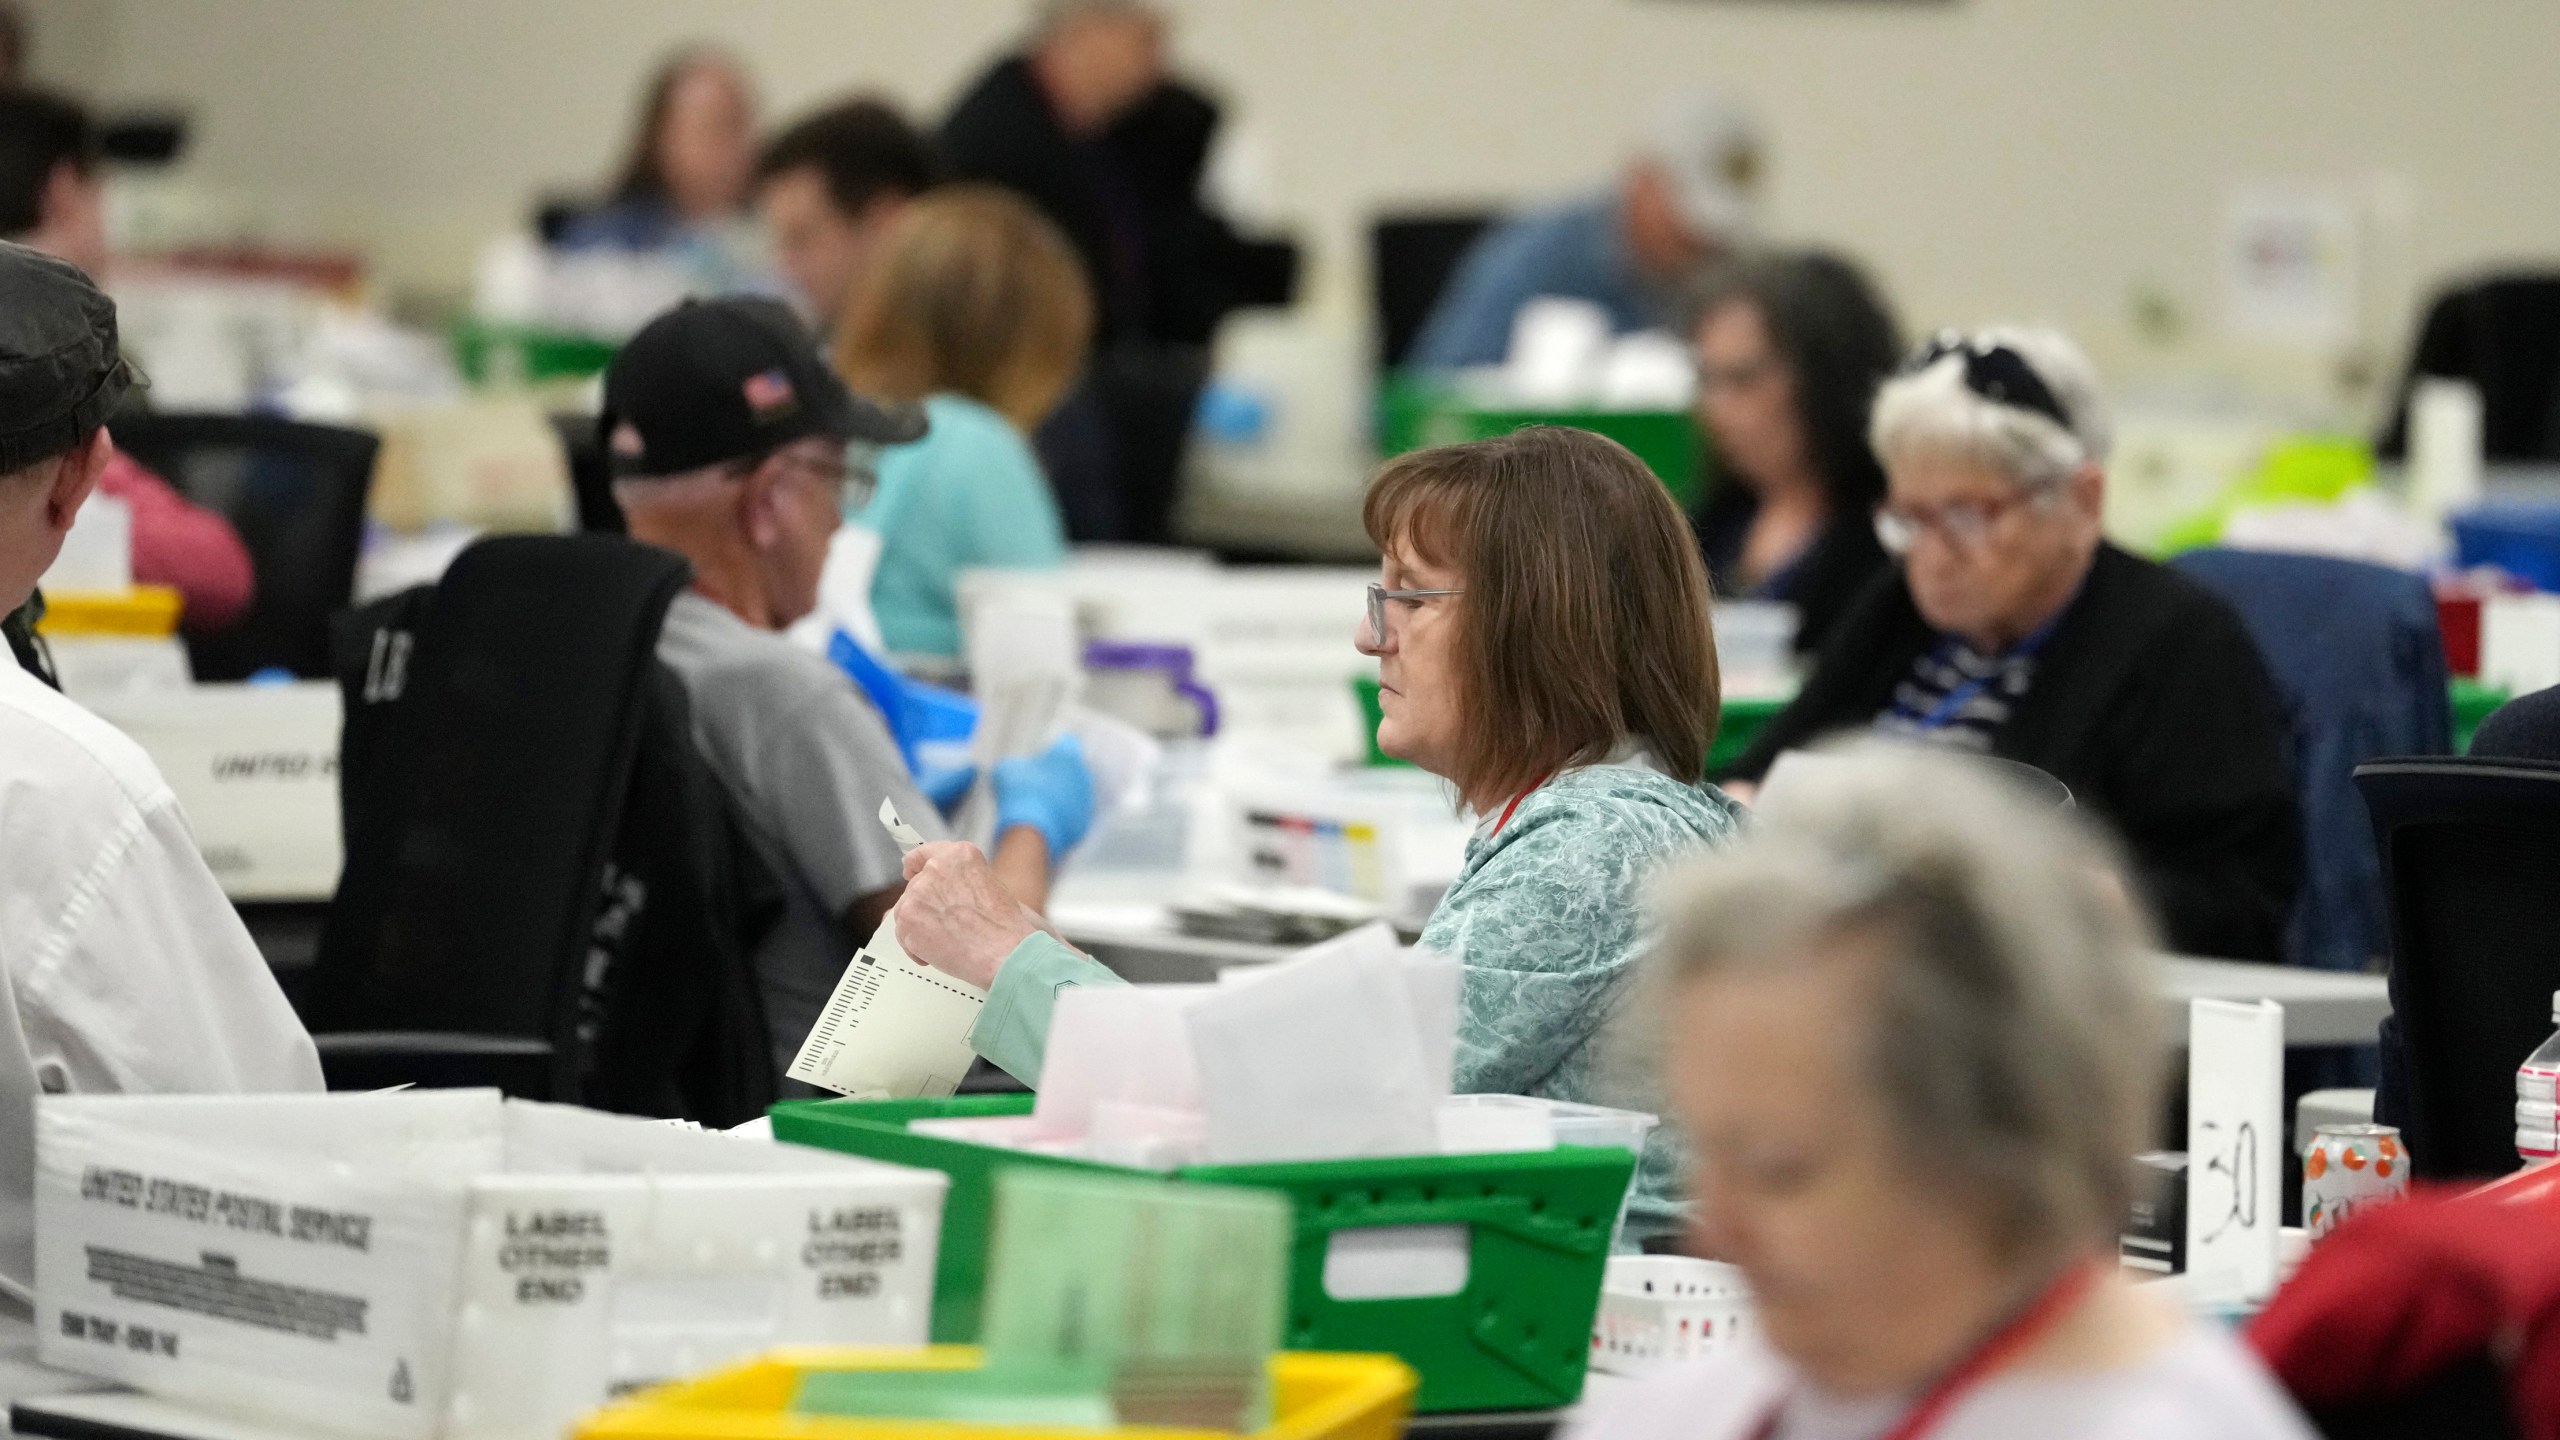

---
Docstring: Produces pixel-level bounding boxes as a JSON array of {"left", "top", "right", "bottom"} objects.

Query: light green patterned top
[
  {"left": 1430, "top": 765, "right": 1744, "bottom": 1237},
  {"left": 973, "top": 763, "right": 1745, "bottom": 1240}
]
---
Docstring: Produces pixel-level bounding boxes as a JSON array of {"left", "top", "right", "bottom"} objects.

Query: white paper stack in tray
[
  {"left": 907, "top": 923, "right": 1659, "bottom": 1188},
  {"left": 34, "top": 1090, "right": 948, "bottom": 1440}
]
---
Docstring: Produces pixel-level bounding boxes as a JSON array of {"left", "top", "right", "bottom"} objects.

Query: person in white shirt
[
  {"left": 0, "top": 241, "right": 322, "bottom": 1302},
  {"left": 1572, "top": 742, "right": 2315, "bottom": 1440}
]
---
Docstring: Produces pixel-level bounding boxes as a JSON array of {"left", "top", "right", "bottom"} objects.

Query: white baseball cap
[{"left": 1643, "top": 88, "right": 1766, "bottom": 243}]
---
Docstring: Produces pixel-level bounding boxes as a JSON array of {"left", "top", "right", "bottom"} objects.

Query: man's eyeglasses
[
  {"left": 736, "top": 445, "right": 877, "bottom": 510},
  {"left": 1901, "top": 332, "right": 2072, "bottom": 432},
  {"left": 1873, "top": 489, "right": 2052, "bottom": 556},
  {"left": 1360, "top": 582, "right": 1462, "bottom": 647}
]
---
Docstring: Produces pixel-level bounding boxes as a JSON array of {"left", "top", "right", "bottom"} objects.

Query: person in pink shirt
[
  {"left": 1, "top": 88, "right": 254, "bottom": 633},
  {"left": 93, "top": 446, "right": 254, "bottom": 630}
]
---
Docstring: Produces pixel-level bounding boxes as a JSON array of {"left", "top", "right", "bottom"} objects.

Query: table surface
[
  {"left": 1056, "top": 901, "right": 2393, "bottom": 1048},
  {"left": 0, "top": 1304, "right": 1598, "bottom": 1440}
]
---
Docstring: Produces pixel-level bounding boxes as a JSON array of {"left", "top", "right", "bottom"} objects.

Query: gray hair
[
  {"left": 1868, "top": 326, "right": 2113, "bottom": 491},
  {"left": 1650, "top": 741, "right": 2159, "bottom": 1262}
]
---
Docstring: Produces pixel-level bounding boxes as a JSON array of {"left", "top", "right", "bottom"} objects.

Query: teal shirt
[
  {"left": 851, "top": 392, "right": 1068, "bottom": 658},
  {"left": 973, "top": 764, "right": 1745, "bottom": 1240}
]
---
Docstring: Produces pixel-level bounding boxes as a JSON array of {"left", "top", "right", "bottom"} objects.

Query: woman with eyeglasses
[
  {"left": 1720, "top": 327, "right": 2299, "bottom": 962},
  {"left": 890, "top": 427, "right": 1743, "bottom": 1242}
]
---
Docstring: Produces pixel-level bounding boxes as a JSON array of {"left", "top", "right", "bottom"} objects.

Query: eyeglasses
[
  {"left": 1901, "top": 332, "right": 2073, "bottom": 432},
  {"left": 1873, "top": 488, "right": 2054, "bottom": 555},
  {"left": 738, "top": 445, "right": 876, "bottom": 511},
  {"left": 1360, "top": 582, "right": 1462, "bottom": 648}
]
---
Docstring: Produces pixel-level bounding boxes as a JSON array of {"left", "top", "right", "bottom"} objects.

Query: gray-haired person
[
  {"left": 1721, "top": 326, "right": 2298, "bottom": 963},
  {"left": 1569, "top": 743, "right": 2314, "bottom": 1440}
]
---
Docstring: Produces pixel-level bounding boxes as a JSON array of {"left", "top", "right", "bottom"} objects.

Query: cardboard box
[
  {"left": 80, "top": 682, "right": 344, "bottom": 902},
  {"left": 36, "top": 1091, "right": 946, "bottom": 1440}
]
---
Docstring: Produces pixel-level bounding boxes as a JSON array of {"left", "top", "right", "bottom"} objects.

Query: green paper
[
  {"left": 790, "top": 1368, "right": 1115, "bottom": 1427},
  {"left": 980, "top": 1169, "right": 1290, "bottom": 1432}
]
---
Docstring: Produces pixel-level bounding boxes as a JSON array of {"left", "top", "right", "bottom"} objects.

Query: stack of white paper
[
  {"left": 914, "top": 923, "right": 1457, "bottom": 1170},
  {"left": 1187, "top": 935, "right": 1444, "bottom": 1164}
]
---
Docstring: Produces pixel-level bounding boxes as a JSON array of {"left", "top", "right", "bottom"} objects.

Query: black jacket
[
  {"left": 1696, "top": 490, "right": 1892, "bottom": 657},
  {"left": 940, "top": 57, "right": 1295, "bottom": 349},
  {"left": 1724, "top": 543, "right": 2302, "bottom": 961}
]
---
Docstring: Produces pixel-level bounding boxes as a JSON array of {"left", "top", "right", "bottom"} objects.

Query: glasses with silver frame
[{"left": 1361, "top": 582, "right": 1463, "bottom": 647}]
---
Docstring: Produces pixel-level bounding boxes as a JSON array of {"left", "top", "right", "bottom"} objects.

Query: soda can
[{"left": 2303, "top": 1124, "right": 2408, "bottom": 1239}]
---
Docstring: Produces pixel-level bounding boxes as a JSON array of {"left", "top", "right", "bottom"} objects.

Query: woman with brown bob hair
[
  {"left": 830, "top": 184, "right": 1093, "bottom": 657},
  {"left": 889, "top": 427, "right": 1743, "bottom": 1241}
]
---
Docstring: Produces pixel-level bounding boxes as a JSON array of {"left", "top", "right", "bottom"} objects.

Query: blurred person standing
[
  {"left": 834, "top": 186, "right": 1087, "bottom": 660},
  {"left": 0, "top": 88, "right": 254, "bottom": 638},
  {"left": 561, "top": 47, "right": 766, "bottom": 293},
  {"left": 1687, "top": 251, "right": 1901, "bottom": 655},
  {"left": 940, "top": 0, "right": 1296, "bottom": 544},
  {"left": 1575, "top": 743, "right": 2314, "bottom": 1440},
  {"left": 1409, "top": 90, "right": 1764, "bottom": 370},
  {"left": 0, "top": 242, "right": 322, "bottom": 1299},
  {"left": 754, "top": 97, "right": 939, "bottom": 341}
]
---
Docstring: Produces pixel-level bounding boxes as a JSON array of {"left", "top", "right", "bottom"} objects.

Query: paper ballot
[{"left": 787, "top": 801, "right": 987, "bottom": 1098}]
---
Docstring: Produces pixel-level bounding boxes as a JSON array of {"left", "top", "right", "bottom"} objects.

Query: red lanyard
[
  {"left": 1746, "top": 1261, "right": 2102, "bottom": 1440},
  {"left": 1490, "top": 772, "right": 1554, "bottom": 837}
]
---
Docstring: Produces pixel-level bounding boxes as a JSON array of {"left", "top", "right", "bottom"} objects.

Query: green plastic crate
[
  {"left": 1378, "top": 375, "right": 1704, "bottom": 508},
  {"left": 2452, "top": 677, "right": 2510, "bottom": 756},
  {"left": 1710, "top": 694, "right": 1784, "bottom": 774},
  {"left": 770, "top": 1095, "right": 1633, "bottom": 1414},
  {"left": 1357, "top": 676, "right": 1782, "bottom": 774},
  {"left": 450, "top": 315, "right": 622, "bottom": 387}
]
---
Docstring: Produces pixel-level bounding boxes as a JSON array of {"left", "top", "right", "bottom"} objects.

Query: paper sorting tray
[
  {"left": 769, "top": 1095, "right": 1632, "bottom": 1414},
  {"left": 36, "top": 1091, "right": 948, "bottom": 1440},
  {"left": 576, "top": 1345, "right": 1416, "bottom": 1440}
]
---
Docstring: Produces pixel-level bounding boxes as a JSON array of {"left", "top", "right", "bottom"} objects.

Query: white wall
[{"left": 31, "top": 0, "right": 2560, "bottom": 413}]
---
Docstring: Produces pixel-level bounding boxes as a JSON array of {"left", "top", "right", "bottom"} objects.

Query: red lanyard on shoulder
[
  {"left": 1490, "top": 772, "right": 1555, "bottom": 838},
  {"left": 1746, "top": 1261, "right": 2102, "bottom": 1440}
]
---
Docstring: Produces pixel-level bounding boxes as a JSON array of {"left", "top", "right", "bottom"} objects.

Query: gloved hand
[{"left": 993, "top": 732, "right": 1096, "bottom": 856}]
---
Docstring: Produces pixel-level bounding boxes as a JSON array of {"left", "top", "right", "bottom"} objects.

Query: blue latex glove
[
  {"left": 993, "top": 732, "right": 1096, "bottom": 856},
  {"left": 917, "top": 757, "right": 977, "bottom": 811}
]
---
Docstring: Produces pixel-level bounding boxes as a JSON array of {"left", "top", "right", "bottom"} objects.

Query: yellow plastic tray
[
  {"left": 577, "top": 1347, "right": 1417, "bottom": 1440},
  {"left": 35, "top": 585, "right": 184, "bottom": 637}
]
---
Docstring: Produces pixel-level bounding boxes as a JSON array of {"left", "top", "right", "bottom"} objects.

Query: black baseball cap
[
  {"left": 0, "top": 241, "right": 137, "bottom": 473},
  {"left": 598, "top": 294, "right": 924, "bottom": 477}
]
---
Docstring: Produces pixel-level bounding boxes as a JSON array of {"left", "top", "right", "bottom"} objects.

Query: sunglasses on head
[{"left": 1902, "top": 332, "right": 2073, "bottom": 432}]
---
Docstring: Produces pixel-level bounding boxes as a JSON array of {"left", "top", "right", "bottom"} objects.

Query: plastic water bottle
[{"left": 2519, "top": 990, "right": 2560, "bottom": 1162}]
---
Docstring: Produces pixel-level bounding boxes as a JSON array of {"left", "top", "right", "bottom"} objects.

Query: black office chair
[
  {"left": 302, "top": 534, "right": 777, "bottom": 1125},
  {"left": 1370, "top": 210, "right": 1496, "bottom": 369},
  {"left": 2354, "top": 756, "right": 2560, "bottom": 1178},
  {"left": 107, "top": 413, "right": 378, "bottom": 681},
  {"left": 550, "top": 412, "right": 625, "bottom": 535},
  {"left": 2376, "top": 273, "right": 2560, "bottom": 463}
]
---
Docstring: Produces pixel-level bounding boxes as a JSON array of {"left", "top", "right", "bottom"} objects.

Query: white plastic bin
[
  {"left": 1590, "top": 1255, "right": 1754, "bottom": 1376},
  {"left": 36, "top": 1091, "right": 946, "bottom": 1440},
  {"left": 1435, "top": 1095, "right": 1658, "bottom": 1246}
]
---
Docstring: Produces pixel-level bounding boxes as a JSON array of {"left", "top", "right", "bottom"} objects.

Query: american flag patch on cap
[{"left": 742, "top": 368, "right": 796, "bottom": 418}]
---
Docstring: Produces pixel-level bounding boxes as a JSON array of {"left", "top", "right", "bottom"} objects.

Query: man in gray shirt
[{"left": 598, "top": 295, "right": 1091, "bottom": 1076}]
